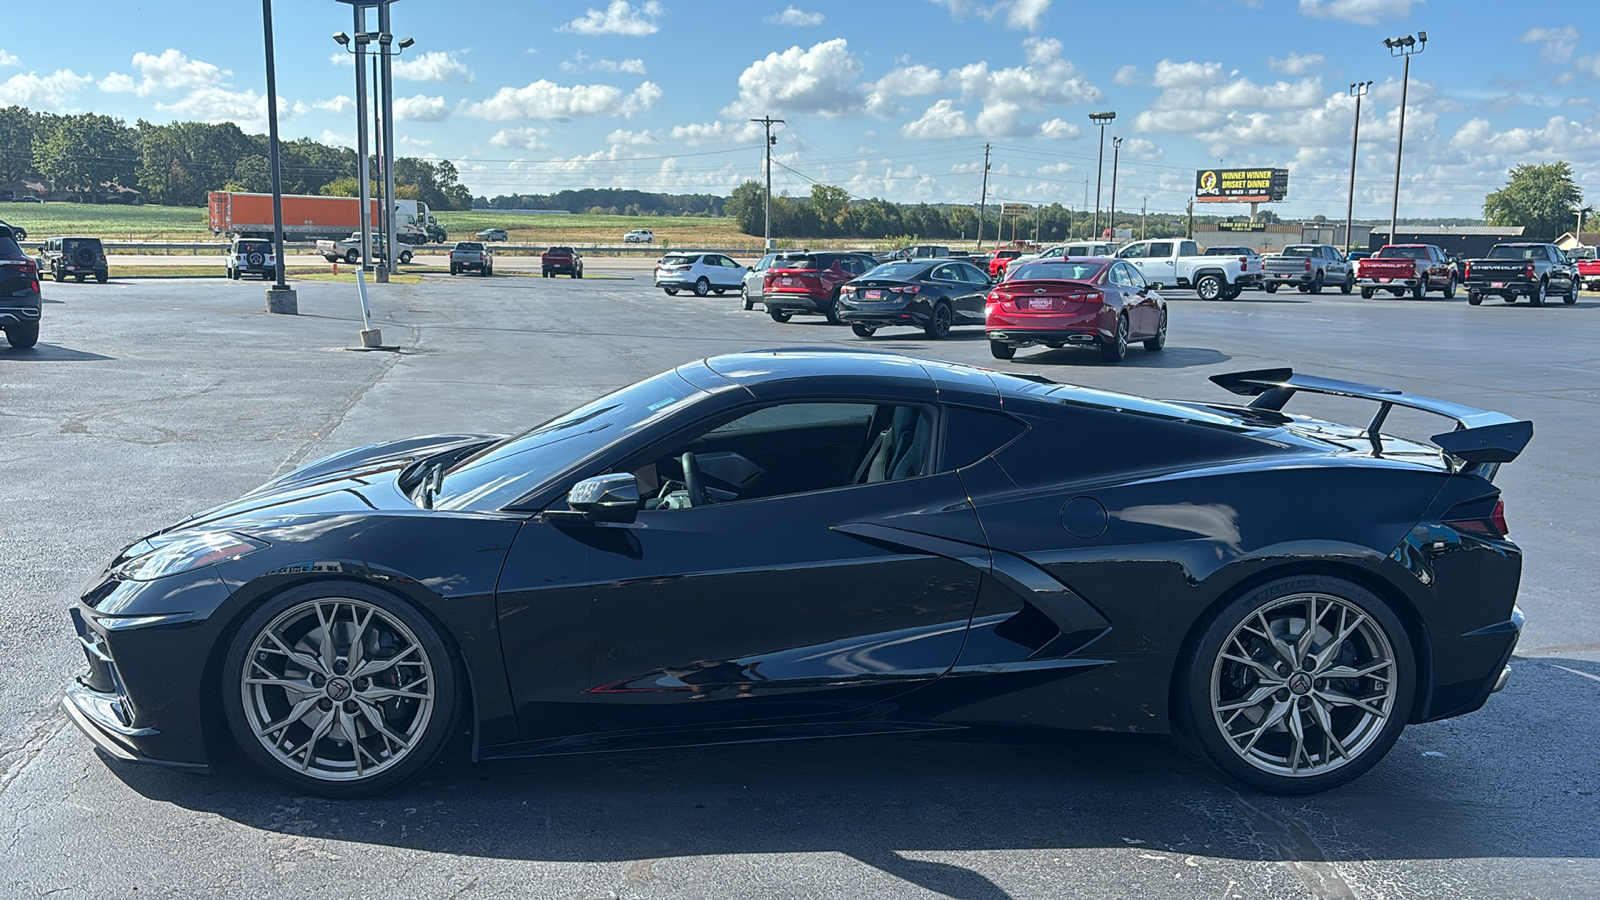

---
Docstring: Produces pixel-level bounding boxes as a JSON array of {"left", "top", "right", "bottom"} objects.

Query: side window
[
  {"left": 634, "top": 401, "right": 934, "bottom": 510},
  {"left": 941, "top": 407, "right": 1028, "bottom": 471},
  {"left": 1180, "top": 241, "right": 1199, "bottom": 256},
  {"left": 1118, "top": 243, "right": 1146, "bottom": 259},
  {"left": 1148, "top": 242, "right": 1174, "bottom": 258},
  {"left": 931, "top": 264, "right": 957, "bottom": 281},
  {"left": 962, "top": 263, "right": 990, "bottom": 283},
  {"left": 1122, "top": 263, "right": 1147, "bottom": 288}
]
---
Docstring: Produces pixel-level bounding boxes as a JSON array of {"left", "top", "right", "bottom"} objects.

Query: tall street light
[
  {"left": 261, "top": 0, "right": 295, "bottom": 314},
  {"left": 1345, "top": 80, "right": 1372, "bottom": 255},
  {"left": 1384, "top": 31, "right": 1426, "bottom": 245},
  {"left": 1088, "top": 111, "right": 1116, "bottom": 240},
  {"left": 1108, "top": 136, "right": 1122, "bottom": 242}
]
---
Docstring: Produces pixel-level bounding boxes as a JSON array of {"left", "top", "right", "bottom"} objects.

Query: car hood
[{"left": 163, "top": 433, "right": 500, "bottom": 535}]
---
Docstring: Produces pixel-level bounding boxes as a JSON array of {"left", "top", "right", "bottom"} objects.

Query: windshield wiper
[{"left": 416, "top": 461, "right": 446, "bottom": 509}]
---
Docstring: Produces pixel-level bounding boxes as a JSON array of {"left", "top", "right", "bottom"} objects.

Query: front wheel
[
  {"left": 741, "top": 286, "right": 754, "bottom": 311},
  {"left": 989, "top": 340, "right": 1015, "bottom": 360},
  {"left": 221, "top": 583, "right": 459, "bottom": 797},
  {"left": 769, "top": 308, "right": 792, "bottom": 323},
  {"left": 1177, "top": 576, "right": 1415, "bottom": 794},
  {"left": 923, "top": 301, "right": 953, "bottom": 339},
  {"left": 851, "top": 323, "right": 877, "bottom": 338},
  {"left": 1143, "top": 309, "right": 1167, "bottom": 351},
  {"left": 1443, "top": 277, "right": 1456, "bottom": 300},
  {"left": 694, "top": 277, "right": 710, "bottom": 297},
  {"left": 1196, "top": 274, "right": 1223, "bottom": 301},
  {"left": 1100, "top": 314, "right": 1128, "bottom": 362},
  {"left": 4, "top": 321, "right": 40, "bottom": 349},
  {"left": 398, "top": 251, "right": 412, "bottom": 265}
]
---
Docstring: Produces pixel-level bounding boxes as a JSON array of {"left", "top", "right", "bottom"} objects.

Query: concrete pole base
[
  {"left": 376, "top": 268, "right": 390, "bottom": 284},
  {"left": 359, "top": 328, "right": 384, "bottom": 348},
  {"left": 265, "top": 287, "right": 298, "bottom": 315}
]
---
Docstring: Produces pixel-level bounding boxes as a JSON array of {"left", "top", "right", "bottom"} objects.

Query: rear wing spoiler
[{"left": 1210, "top": 368, "right": 1532, "bottom": 477}]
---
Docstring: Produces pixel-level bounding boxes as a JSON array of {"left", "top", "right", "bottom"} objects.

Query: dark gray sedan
[{"left": 838, "top": 259, "right": 992, "bottom": 339}]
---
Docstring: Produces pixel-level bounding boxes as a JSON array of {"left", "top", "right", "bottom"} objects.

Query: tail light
[
  {"left": 890, "top": 285, "right": 919, "bottom": 294},
  {"left": 841, "top": 284, "right": 857, "bottom": 293},
  {"left": 986, "top": 291, "right": 1004, "bottom": 303},
  {"left": 1239, "top": 257, "right": 1248, "bottom": 266},
  {"left": 1525, "top": 263, "right": 1535, "bottom": 279},
  {"left": 1464, "top": 262, "right": 1473, "bottom": 279},
  {"left": 1304, "top": 259, "right": 1312, "bottom": 272},
  {"left": 1445, "top": 497, "right": 1508, "bottom": 538}
]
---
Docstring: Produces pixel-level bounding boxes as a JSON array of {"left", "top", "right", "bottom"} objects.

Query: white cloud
[
  {"left": 400, "top": 136, "right": 433, "bottom": 149},
  {"left": 560, "top": 52, "right": 647, "bottom": 74},
  {"left": 0, "top": 51, "right": 20, "bottom": 68},
  {"left": 319, "top": 130, "right": 353, "bottom": 149},
  {"left": 156, "top": 88, "right": 291, "bottom": 130},
  {"left": 464, "top": 79, "right": 661, "bottom": 120},
  {"left": 1006, "top": 0, "right": 1051, "bottom": 30},
  {"left": 927, "top": 0, "right": 1052, "bottom": 31},
  {"left": 560, "top": 1, "right": 663, "bottom": 36},
  {"left": 669, "top": 120, "right": 764, "bottom": 146},
  {"left": 313, "top": 95, "right": 354, "bottom": 114},
  {"left": 394, "top": 51, "right": 474, "bottom": 84},
  {"left": 1122, "top": 138, "right": 1163, "bottom": 160},
  {"left": 1152, "top": 59, "right": 1224, "bottom": 89},
  {"left": 1037, "top": 117, "right": 1079, "bottom": 139},
  {"left": 1112, "top": 65, "right": 1140, "bottom": 86},
  {"left": 0, "top": 69, "right": 94, "bottom": 108},
  {"left": 765, "top": 6, "right": 824, "bottom": 25},
  {"left": 1268, "top": 52, "right": 1326, "bottom": 75},
  {"left": 1520, "top": 27, "right": 1580, "bottom": 64},
  {"left": 394, "top": 95, "right": 450, "bottom": 122},
  {"left": 901, "top": 99, "right": 978, "bottom": 139},
  {"left": 725, "top": 39, "right": 865, "bottom": 117},
  {"left": 100, "top": 49, "right": 226, "bottom": 97},
  {"left": 489, "top": 127, "right": 549, "bottom": 149},
  {"left": 606, "top": 127, "right": 660, "bottom": 146},
  {"left": 1297, "top": 0, "right": 1419, "bottom": 25}
]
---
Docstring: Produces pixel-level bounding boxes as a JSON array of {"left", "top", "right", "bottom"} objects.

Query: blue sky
[{"left": 3, "top": 0, "right": 1598, "bottom": 220}]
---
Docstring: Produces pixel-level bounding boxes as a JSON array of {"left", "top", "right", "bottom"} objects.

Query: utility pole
[
  {"left": 1345, "top": 80, "right": 1373, "bottom": 255},
  {"left": 1082, "top": 179, "right": 1089, "bottom": 239},
  {"left": 260, "top": 0, "right": 295, "bottom": 314},
  {"left": 976, "top": 143, "right": 991, "bottom": 250},
  {"left": 371, "top": 52, "right": 387, "bottom": 283},
  {"left": 750, "top": 116, "right": 783, "bottom": 250},
  {"left": 1186, "top": 198, "right": 1194, "bottom": 240},
  {"left": 1108, "top": 136, "right": 1122, "bottom": 242},
  {"left": 1384, "top": 31, "right": 1427, "bottom": 247},
  {"left": 1141, "top": 197, "right": 1147, "bottom": 240},
  {"left": 377, "top": 2, "right": 398, "bottom": 280}
]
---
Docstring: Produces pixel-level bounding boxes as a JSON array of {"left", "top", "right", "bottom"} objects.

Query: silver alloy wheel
[
  {"left": 240, "top": 597, "right": 435, "bottom": 782},
  {"left": 1209, "top": 592, "right": 1396, "bottom": 778}
]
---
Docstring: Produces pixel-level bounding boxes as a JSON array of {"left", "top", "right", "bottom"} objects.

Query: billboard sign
[
  {"left": 1217, "top": 221, "right": 1267, "bottom": 232},
  {"left": 1195, "top": 168, "right": 1288, "bottom": 203}
]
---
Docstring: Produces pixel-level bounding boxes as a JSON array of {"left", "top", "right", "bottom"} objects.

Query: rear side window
[{"left": 941, "top": 407, "right": 1027, "bottom": 470}]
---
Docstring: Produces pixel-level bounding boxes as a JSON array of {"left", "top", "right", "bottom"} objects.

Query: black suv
[
  {"left": 0, "top": 224, "right": 42, "bottom": 348},
  {"left": 43, "top": 236, "right": 108, "bottom": 283}
]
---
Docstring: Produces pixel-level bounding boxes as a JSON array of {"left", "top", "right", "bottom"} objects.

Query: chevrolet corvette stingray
[{"left": 65, "top": 350, "right": 1531, "bottom": 796}]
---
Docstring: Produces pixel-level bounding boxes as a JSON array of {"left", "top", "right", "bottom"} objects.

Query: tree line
[
  {"left": 473, "top": 189, "right": 725, "bottom": 216},
  {"left": 0, "top": 105, "right": 472, "bottom": 210}
]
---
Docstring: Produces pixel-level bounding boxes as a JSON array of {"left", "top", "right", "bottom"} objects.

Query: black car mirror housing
[{"left": 548, "top": 473, "right": 640, "bottom": 525}]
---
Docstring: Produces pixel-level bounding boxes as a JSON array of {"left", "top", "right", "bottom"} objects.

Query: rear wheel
[
  {"left": 75, "top": 274, "right": 85, "bottom": 283},
  {"left": 1265, "top": 283, "right": 1279, "bottom": 294},
  {"left": 1412, "top": 279, "right": 1425, "bottom": 300},
  {"left": 221, "top": 582, "right": 459, "bottom": 798},
  {"left": 398, "top": 251, "right": 412, "bottom": 265},
  {"left": 1308, "top": 272, "right": 1325, "bottom": 295},
  {"left": 1100, "top": 314, "right": 1128, "bottom": 363},
  {"left": 1360, "top": 288, "right": 1374, "bottom": 299},
  {"left": 1221, "top": 285, "right": 1242, "bottom": 301},
  {"left": 1340, "top": 273, "right": 1354, "bottom": 294},
  {"left": 96, "top": 271, "right": 108, "bottom": 284},
  {"left": 575, "top": 269, "right": 583, "bottom": 279},
  {"left": 1196, "top": 274, "right": 1223, "bottom": 301},
  {"left": 713, "top": 288, "right": 725, "bottom": 295},
  {"left": 1176, "top": 575, "right": 1414, "bottom": 794},
  {"left": 989, "top": 340, "right": 1015, "bottom": 360},
  {"left": 694, "top": 277, "right": 710, "bottom": 297},
  {"left": 769, "top": 308, "right": 792, "bottom": 323},
  {"left": 1143, "top": 309, "right": 1167, "bottom": 352},
  {"left": 345, "top": 250, "right": 360, "bottom": 264},
  {"left": 4, "top": 321, "right": 39, "bottom": 349},
  {"left": 824, "top": 289, "right": 844, "bottom": 325},
  {"left": 1531, "top": 279, "right": 1547, "bottom": 307},
  {"left": 664, "top": 287, "right": 678, "bottom": 296},
  {"left": 1467, "top": 291, "right": 1482, "bottom": 306},
  {"left": 923, "top": 301, "right": 953, "bottom": 339},
  {"left": 851, "top": 323, "right": 878, "bottom": 338}
]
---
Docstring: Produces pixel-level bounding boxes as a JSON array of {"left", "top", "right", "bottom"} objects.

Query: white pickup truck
[
  {"left": 1115, "top": 238, "right": 1262, "bottom": 300},
  {"left": 316, "top": 233, "right": 413, "bottom": 265}
]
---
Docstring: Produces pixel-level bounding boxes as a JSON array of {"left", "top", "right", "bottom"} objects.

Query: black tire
[
  {"left": 989, "top": 340, "right": 1015, "bottom": 360},
  {"left": 96, "top": 271, "right": 108, "bottom": 284},
  {"left": 345, "top": 249, "right": 360, "bottom": 264},
  {"left": 1442, "top": 277, "right": 1456, "bottom": 300},
  {"left": 450, "top": 265, "right": 458, "bottom": 276},
  {"left": 1531, "top": 280, "right": 1546, "bottom": 307},
  {"left": 1563, "top": 285, "right": 1577, "bottom": 304},
  {"left": 575, "top": 269, "right": 583, "bottom": 279},
  {"left": 1467, "top": 291, "right": 1482, "bottom": 306},
  {"left": 4, "top": 321, "right": 39, "bottom": 349},
  {"left": 75, "top": 274, "right": 85, "bottom": 283},
  {"left": 1411, "top": 279, "right": 1425, "bottom": 300},
  {"left": 52, "top": 265, "right": 63, "bottom": 283},
  {"left": 824, "top": 289, "right": 844, "bottom": 325},
  {"left": 1221, "top": 286, "right": 1242, "bottom": 301},
  {"left": 923, "top": 301, "right": 953, "bottom": 339},
  {"left": 851, "top": 323, "right": 878, "bottom": 338},
  {"left": 482, "top": 265, "right": 491, "bottom": 277},
  {"left": 220, "top": 581, "right": 460, "bottom": 798},
  {"left": 1196, "top": 274, "right": 1223, "bottom": 301},
  {"left": 542, "top": 269, "right": 550, "bottom": 278},
  {"left": 741, "top": 285, "right": 754, "bottom": 311},
  {"left": 664, "top": 287, "right": 678, "bottom": 296},
  {"left": 694, "top": 277, "right": 710, "bottom": 297},
  {"left": 400, "top": 252, "right": 412, "bottom": 265},
  {"left": 1265, "top": 283, "right": 1279, "bottom": 294},
  {"left": 1308, "top": 272, "right": 1325, "bottom": 295},
  {"left": 769, "top": 308, "right": 792, "bottom": 323},
  {"left": 1100, "top": 314, "right": 1128, "bottom": 362},
  {"left": 1504, "top": 294, "right": 1517, "bottom": 304},
  {"left": 1360, "top": 288, "right": 1374, "bottom": 299},
  {"left": 1174, "top": 575, "right": 1415, "bottom": 795},
  {"left": 1340, "top": 273, "right": 1354, "bottom": 294},
  {"left": 1143, "top": 308, "right": 1167, "bottom": 352},
  {"left": 712, "top": 288, "right": 725, "bottom": 295}
]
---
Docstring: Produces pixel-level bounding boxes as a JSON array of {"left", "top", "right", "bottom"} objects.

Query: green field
[{"left": 0, "top": 201, "right": 772, "bottom": 248}]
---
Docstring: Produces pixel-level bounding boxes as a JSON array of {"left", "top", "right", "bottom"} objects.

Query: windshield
[
  {"left": 1376, "top": 247, "right": 1429, "bottom": 259},
  {"left": 434, "top": 370, "right": 705, "bottom": 511},
  {"left": 1010, "top": 261, "right": 1105, "bottom": 281},
  {"left": 1487, "top": 245, "right": 1543, "bottom": 260},
  {"left": 864, "top": 263, "right": 930, "bottom": 279}
]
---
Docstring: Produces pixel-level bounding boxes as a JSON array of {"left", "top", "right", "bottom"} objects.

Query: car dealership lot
[{"left": 2, "top": 263, "right": 1598, "bottom": 899}]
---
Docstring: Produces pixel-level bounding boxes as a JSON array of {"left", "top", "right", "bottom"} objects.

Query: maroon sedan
[{"left": 985, "top": 258, "right": 1167, "bottom": 363}]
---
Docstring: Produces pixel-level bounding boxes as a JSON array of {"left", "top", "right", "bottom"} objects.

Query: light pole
[
  {"left": 1108, "top": 136, "right": 1122, "bottom": 242},
  {"left": 1088, "top": 111, "right": 1116, "bottom": 240},
  {"left": 261, "top": 0, "right": 295, "bottom": 314},
  {"left": 1345, "top": 80, "right": 1372, "bottom": 255},
  {"left": 749, "top": 116, "right": 783, "bottom": 250},
  {"left": 1384, "top": 31, "right": 1426, "bottom": 246}
]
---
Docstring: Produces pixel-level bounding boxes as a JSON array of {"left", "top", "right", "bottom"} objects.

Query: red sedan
[{"left": 985, "top": 258, "right": 1167, "bottom": 363}]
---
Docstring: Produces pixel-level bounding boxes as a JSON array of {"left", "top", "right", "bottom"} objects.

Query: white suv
[
  {"left": 655, "top": 252, "right": 745, "bottom": 296},
  {"left": 226, "top": 237, "right": 277, "bottom": 280},
  {"left": 624, "top": 229, "right": 654, "bottom": 243}
]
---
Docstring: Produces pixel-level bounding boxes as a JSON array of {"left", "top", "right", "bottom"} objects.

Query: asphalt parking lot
[{"left": 2, "top": 260, "right": 1597, "bottom": 899}]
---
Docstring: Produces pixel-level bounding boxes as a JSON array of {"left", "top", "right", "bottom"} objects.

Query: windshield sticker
[{"left": 647, "top": 396, "right": 680, "bottom": 412}]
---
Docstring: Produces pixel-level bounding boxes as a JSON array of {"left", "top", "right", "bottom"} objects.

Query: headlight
[{"left": 116, "top": 532, "right": 268, "bottom": 581}]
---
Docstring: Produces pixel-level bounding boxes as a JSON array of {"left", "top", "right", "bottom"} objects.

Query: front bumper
[{"left": 62, "top": 683, "right": 210, "bottom": 775}]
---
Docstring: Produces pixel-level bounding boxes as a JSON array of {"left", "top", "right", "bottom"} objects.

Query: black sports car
[{"left": 65, "top": 350, "right": 1531, "bottom": 796}]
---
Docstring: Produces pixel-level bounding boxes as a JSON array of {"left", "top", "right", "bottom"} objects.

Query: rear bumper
[
  {"left": 0, "top": 301, "right": 41, "bottom": 324},
  {"left": 543, "top": 262, "right": 578, "bottom": 273},
  {"left": 764, "top": 291, "right": 829, "bottom": 312},
  {"left": 1267, "top": 272, "right": 1319, "bottom": 285},
  {"left": 840, "top": 308, "right": 929, "bottom": 327},
  {"left": 1360, "top": 276, "right": 1419, "bottom": 288},
  {"left": 1464, "top": 279, "right": 1534, "bottom": 293},
  {"left": 986, "top": 327, "right": 1110, "bottom": 346}
]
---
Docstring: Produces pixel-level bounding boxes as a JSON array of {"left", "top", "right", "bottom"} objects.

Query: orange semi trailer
[{"left": 208, "top": 192, "right": 387, "bottom": 242}]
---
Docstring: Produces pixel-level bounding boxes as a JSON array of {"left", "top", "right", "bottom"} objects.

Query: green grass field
[{"left": 0, "top": 201, "right": 767, "bottom": 248}]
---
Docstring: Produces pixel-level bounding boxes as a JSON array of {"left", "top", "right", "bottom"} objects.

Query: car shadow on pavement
[
  {"left": 101, "top": 655, "right": 1599, "bottom": 896},
  {"left": 0, "top": 344, "right": 113, "bottom": 361},
  {"left": 1007, "top": 346, "right": 1231, "bottom": 369}
]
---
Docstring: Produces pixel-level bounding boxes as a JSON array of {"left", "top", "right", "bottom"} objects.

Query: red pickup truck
[
  {"left": 1576, "top": 247, "right": 1599, "bottom": 292},
  {"left": 541, "top": 246, "right": 584, "bottom": 278},
  {"left": 1356, "top": 244, "right": 1455, "bottom": 299}
]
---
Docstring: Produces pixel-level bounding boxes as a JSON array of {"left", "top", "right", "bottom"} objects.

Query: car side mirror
[{"left": 548, "top": 473, "right": 639, "bottom": 525}]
